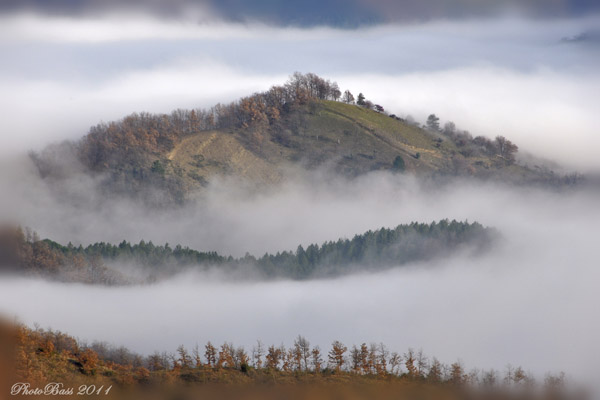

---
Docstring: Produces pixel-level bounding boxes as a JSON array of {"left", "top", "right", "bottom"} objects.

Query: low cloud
[{"left": 0, "top": 171, "right": 598, "bottom": 387}]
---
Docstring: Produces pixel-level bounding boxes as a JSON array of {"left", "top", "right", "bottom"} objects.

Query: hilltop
[{"left": 31, "top": 73, "right": 579, "bottom": 205}]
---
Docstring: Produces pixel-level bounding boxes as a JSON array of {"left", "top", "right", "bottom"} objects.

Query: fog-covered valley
[{"left": 1, "top": 168, "right": 599, "bottom": 387}]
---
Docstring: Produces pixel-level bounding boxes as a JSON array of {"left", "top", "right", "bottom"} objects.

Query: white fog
[{"left": 0, "top": 172, "right": 599, "bottom": 387}]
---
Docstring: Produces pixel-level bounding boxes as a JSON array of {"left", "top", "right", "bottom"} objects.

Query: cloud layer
[{"left": 2, "top": 0, "right": 600, "bottom": 24}]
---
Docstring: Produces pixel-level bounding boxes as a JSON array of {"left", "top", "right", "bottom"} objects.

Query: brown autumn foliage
[
  {"left": 76, "top": 72, "right": 341, "bottom": 174},
  {"left": 23, "top": 73, "right": 342, "bottom": 205},
  {"left": 2, "top": 321, "right": 583, "bottom": 400},
  {"left": 0, "top": 226, "right": 126, "bottom": 284}
]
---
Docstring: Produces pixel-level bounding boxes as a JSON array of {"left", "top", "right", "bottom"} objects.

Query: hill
[{"left": 31, "top": 73, "right": 579, "bottom": 205}]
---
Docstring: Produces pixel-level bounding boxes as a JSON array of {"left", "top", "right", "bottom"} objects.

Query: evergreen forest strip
[{"left": 0, "top": 220, "right": 494, "bottom": 285}]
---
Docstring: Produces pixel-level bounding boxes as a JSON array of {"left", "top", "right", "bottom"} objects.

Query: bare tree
[
  {"left": 252, "top": 340, "right": 265, "bottom": 369},
  {"left": 330, "top": 82, "right": 341, "bottom": 101},
  {"left": 311, "top": 346, "right": 323, "bottom": 373},
  {"left": 389, "top": 352, "right": 402, "bottom": 375},
  {"left": 192, "top": 344, "right": 202, "bottom": 368},
  {"left": 482, "top": 369, "right": 499, "bottom": 388},
  {"left": 368, "top": 343, "right": 378, "bottom": 374},
  {"left": 404, "top": 348, "right": 417, "bottom": 378},
  {"left": 504, "top": 364, "right": 515, "bottom": 386},
  {"left": 328, "top": 340, "right": 347, "bottom": 372},
  {"left": 147, "top": 351, "right": 169, "bottom": 371},
  {"left": 204, "top": 342, "right": 217, "bottom": 368},
  {"left": 416, "top": 349, "right": 429, "bottom": 377},
  {"left": 450, "top": 361, "right": 466, "bottom": 386},
  {"left": 358, "top": 343, "right": 370, "bottom": 374},
  {"left": 350, "top": 345, "right": 361, "bottom": 373},
  {"left": 235, "top": 347, "right": 249, "bottom": 369},
  {"left": 176, "top": 345, "right": 192, "bottom": 369},
  {"left": 544, "top": 372, "right": 566, "bottom": 392},
  {"left": 342, "top": 90, "right": 355, "bottom": 104},
  {"left": 494, "top": 135, "right": 518, "bottom": 163},
  {"left": 265, "top": 345, "right": 282, "bottom": 370},
  {"left": 468, "top": 369, "right": 481, "bottom": 386},
  {"left": 427, "top": 357, "right": 443, "bottom": 383},
  {"left": 282, "top": 347, "right": 294, "bottom": 372},
  {"left": 377, "top": 343, "right": 389, "bottom": 375},
  {"left": 294, "top": 335, "right": 311, "bottom": 371},
  {"left": 218, "top": 343, "right": 235, "bottom": 369},
  {"left": 443, "top": 121, "right": 456, "bottom": 136}
]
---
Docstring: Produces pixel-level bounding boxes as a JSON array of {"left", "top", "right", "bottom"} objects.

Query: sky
[
  {"left": 1, "top": 0, "right": 600, "bottom": 392},
  {"left": 2, "top": 0, "right": 600, "bottom": 24}
]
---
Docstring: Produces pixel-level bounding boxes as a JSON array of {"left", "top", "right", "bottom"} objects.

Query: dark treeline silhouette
[
  {"left": 21, "top": 220, "right": 495, "bottom": 283},
  {"left": 253, "top": 219, "right": 492, "bottom": 278},
  {"left": 8, "top": 321, "right": 576, "bottom": 400},
  {"left": 48, "top": 239, "right": 228, "bottom": 269}
]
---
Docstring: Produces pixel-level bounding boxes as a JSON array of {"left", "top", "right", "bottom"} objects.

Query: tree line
[
  {"left": 425, "top": 114, "right": 519, "bottom": 164},
  {"left": 76, "top": 72, "right": 350, "bottom": 173},
  {"left": 11, "top": 322, "right": 571, "bottom": 399},
  {"left": 0, "top": 226, "right": 125, "bottom": 285},
  {"left": 27, "top": 220, "right": 494, "bottom": 283}
]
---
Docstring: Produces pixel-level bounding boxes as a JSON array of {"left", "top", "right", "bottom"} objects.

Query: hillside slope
[
  {"left": 31, "top": 73, "right": 578, "bottom": 205},
  {"left": 114, "top": 100, "right": 567, "bottom": 195}
]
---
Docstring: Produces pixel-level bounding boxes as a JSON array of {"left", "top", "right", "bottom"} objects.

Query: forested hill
[
  {"left": 0, "top": 220, "right": 494, "bottom": 284},
  {"left": 31, "top": 73, "right": 579, "bottom": 205}
]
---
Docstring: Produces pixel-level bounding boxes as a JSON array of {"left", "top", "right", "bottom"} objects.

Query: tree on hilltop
[
  {"left": 426, "top": 114, "right": 440, "bottom": 131},
  {"left": 342, "top": 90, "right": 355, "bottom": 104},
  {"left": 357, "top": 93, "right": 366, "bottom": 106}
]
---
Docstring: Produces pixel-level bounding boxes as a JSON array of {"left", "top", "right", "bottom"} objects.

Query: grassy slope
[
  {"left": 301, "top": 100, "right": 456, "bottom": 173},
  {"left": 142, "top": 100, "right": 555, "bottom": 194},
  {"left": 165, "top": 130, "right": 284, "bottom": 191}
]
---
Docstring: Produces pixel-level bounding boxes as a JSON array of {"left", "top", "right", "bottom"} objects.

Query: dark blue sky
[{"left": 2, "top": 0, "right": 599, "bottom": 25}]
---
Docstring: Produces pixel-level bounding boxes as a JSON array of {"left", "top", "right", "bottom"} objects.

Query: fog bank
[{"left": 0, "top": 173, "right": 598, "bottom": 387}]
